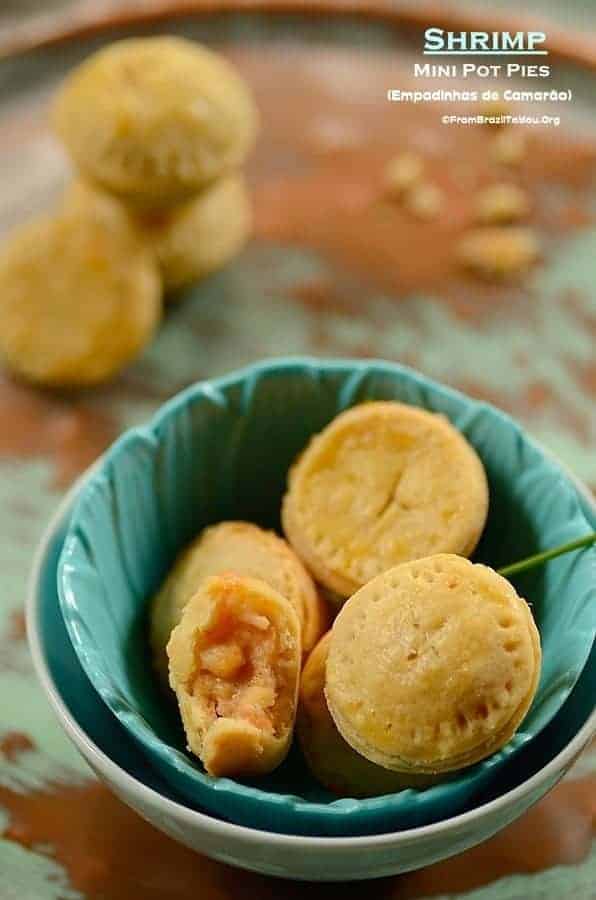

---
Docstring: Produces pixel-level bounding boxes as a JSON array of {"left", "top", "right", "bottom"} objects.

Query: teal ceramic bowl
[
  {"left": 30, "top": 484, "right": 596, "bottom": 879},
  {"left": 58, "top": 358, "right": 596, "bottom": 836}
]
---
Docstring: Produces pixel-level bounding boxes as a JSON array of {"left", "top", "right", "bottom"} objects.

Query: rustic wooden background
[{"left": 0, "top": 2, "right": 594, "bottom": 898}]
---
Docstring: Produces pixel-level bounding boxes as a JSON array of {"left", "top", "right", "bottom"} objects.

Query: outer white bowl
[{"left": 27, "top": 472, "right": 596, "bottom": 881}]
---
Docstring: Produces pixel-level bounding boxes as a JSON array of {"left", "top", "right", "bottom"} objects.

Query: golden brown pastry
[
  {"left": 151, "top": 521, "right": 327, "bottom": 685},
  {"left": 298, "top": 633, "right": 435, "bottom": 796},
  {"left": 67, "top": 175, "right": 252, "bottom": 292},
  {"left": 0, "top": 208, "right": 160, "bottom": 386},
  {"left": 282, "top": 402, "right": 489, "bottom": 598},
  {"left": 325, "top": 554, "right": 541, "bottom": 774},
  {"left": 53, "top": 37, "right": 259, "bottom": 205},
  {"left": 167, "top": 573, "right": 301, "bottom": 777}
]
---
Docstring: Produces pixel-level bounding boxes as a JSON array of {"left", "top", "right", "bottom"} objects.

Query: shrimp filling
[{"left": 191, "top": 596, "right": 294, "bottom": 737}]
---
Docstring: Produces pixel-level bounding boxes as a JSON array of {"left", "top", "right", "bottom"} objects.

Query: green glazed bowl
[{"left": 58, "top": 358, "right": 596, "bottom": 836}]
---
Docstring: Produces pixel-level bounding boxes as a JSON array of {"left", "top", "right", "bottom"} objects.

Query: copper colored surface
[{"left": 0, "top": 775, "right": 593, "bottom": 898}]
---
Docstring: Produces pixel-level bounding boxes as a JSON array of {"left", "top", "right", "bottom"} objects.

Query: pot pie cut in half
[
  {"left": 52, "top": 37, "right": 259, "bottom": 205},
  {"left": 151, "top": 521, "right": 327, "bottom": 686},
  {"left": 297, "top": 633, "right": 435, "bottom": 796},
  {"left": 325, "top": 555, "right": 541, "bottom": 774},
  {"left": 167, "top": 574, "right": 301, "bottom": 778},
  {"left": 282, "top": 402, "right": 489, "bottom": 598}
]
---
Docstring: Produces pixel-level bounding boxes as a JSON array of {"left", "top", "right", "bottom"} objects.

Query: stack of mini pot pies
[{"left": 0, "top": 37, "right": 258, "bottom": 386}]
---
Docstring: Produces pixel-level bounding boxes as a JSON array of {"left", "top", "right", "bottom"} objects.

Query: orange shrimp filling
[{"left": 192, "top": 598, "right": 286, "bottom": 735}]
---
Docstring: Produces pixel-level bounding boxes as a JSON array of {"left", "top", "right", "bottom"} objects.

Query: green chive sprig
[{"left": 498, "top": 532, "right": 596, "bottom": 578}]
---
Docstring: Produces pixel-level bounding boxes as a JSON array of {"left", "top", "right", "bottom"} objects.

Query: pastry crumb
[
  {"left": 384, "top": 152, "right": 424, "bottom": 197},
  {"left": 404, "top": 182, "right": 445, "bottom": 222},
  {"left": 474, "top": 183, "right": 530, "bottom": 225},
  {"left": 491, "top": 131, "right": 527, "bottom": 167},
  {"left": 457, "top": 227, "right": 540, "bottom": 279}
]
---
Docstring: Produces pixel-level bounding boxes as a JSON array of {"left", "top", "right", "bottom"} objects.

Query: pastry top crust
[
  {"left": 52, "top": 37, "right": 259, "bottom": 203},
  {"left": 282, "top": 401, "right": 489, "bottom": 596},
  {"left": 325, "top": 554, "right": 541, "bottom": 773},
  {"left": 0, "top": 208, "right": 160, "bottom": 386},
  {"left": 151, "top": 521, "right": 322, "bottom": 684}
]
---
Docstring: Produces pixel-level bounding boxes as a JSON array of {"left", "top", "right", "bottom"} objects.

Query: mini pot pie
[
  {"left": 282, "top": 402, "right": 489, "bottom": 598},
  {"left": 0, "top": 208, "right": 160, "bottom": 387},
  {"left": 326, "top": 554, "right": 541, "bottom": 774},
  {"left": 151, "top": 521, "right": 327, "bottom": 685},
  {"left": 167, "top": 573, "right": 301, "bottom": 777},
  {"left": 298, "top": 633, "right": 435, "bottom": 796},
  {"left": 67, "top": 175, "right": 252, "bottom": 292},
  {"left": 53, "top": 37, "right": 259, "bottom": 205},
  {"left": 136, "top": 174, "right": 251, "bottom": 291}
]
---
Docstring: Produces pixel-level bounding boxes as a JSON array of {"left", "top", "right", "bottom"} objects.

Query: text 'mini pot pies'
[
  {"left": 325, "top": 554, "right": 541, "bottom": 775},
  {"left": 167, "top": 574, "right": 301, "bottom": 778},
  {"left": 150, "top": 521, "right": 327, "bottom": 685},
  {"left": 53, "top": 37, "right": 259, "bottom": 205},
  {"left": 297, "top": 633, "right": 435, "bottom": 796},
  {"left": 282, "top": 401, "right": 489, "bottom": 598}
]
